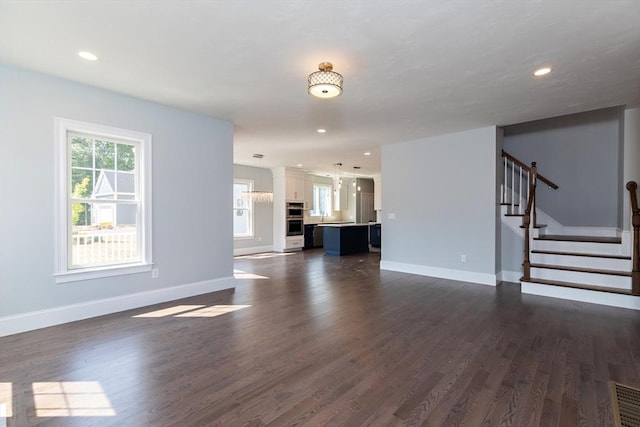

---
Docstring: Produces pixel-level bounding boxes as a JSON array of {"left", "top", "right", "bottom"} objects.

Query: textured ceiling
[{"left": 1, "top": 0, "right": 639, "bottom": 176}]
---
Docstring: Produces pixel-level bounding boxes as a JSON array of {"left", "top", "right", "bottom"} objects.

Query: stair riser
[
  {"left": 530, "top": 254, "right": 631, "bottom": 271},
  {"left": 521, "top": 282, "right": 640, "bottom": 311},
  {"left": 532, "top": 240, "right": 623, "bottom": 256},
  {"left": 530, "top": 268, "right": 631, "bottom": 289}
]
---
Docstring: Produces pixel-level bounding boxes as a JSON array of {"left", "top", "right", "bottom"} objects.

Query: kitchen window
[
  {"left": 233, "top": 179, "right": 253, "bottom": 238},
  {"left": 310, "top": 184, "right": 332, "bottom": 217},
  {"left": 55, "top": 118, "right": 152, "bottom": 283}
]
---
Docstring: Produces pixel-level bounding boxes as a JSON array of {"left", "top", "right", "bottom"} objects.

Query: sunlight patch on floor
[
  {"left": 0, "top": 382, "right": 12, "bottom": 418},
  {"left": 175, "top": 305, "right": 251, "bottom": 318},
  {"left": 234, "top": 269, "right": 269, "bottom": 279},
  {"left": 133, "top": 305, "right": 206, "bottom": 318},
  {"left": 133, "top": 304, "right": 251, "bottom": 319},
  {"left": 32, "top": 382, "right": 115, "bottom": 417}
]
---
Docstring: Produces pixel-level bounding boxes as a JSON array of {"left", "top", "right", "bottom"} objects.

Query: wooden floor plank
[{"left": 1, "top": 249, "right": 639, "bottom": 426}]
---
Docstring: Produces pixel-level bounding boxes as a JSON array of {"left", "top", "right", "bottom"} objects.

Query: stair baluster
[
  {"left": 519, "top": 165, "right": 523, "bottom": 214},
  {"left": 511, "top": 160, "right": 516, "bottom": 213},
  {"left": 503, "top": 156, "right": 507, "bottom": 204}
]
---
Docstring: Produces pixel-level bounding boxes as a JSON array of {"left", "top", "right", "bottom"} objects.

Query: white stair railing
[
  {"left": 501, "top": 150, "right": 558, "bottom": 219},
  {"left": 502, "top": 153, "right": 530, "bottom": 214}
]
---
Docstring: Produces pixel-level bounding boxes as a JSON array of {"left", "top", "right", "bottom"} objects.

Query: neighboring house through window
[
  {"left": 310, "top": 184, "right": 332, "bottom": 217},
  {"left": 233, "top": 179, "right": 253, "bottom": 238},
  {"left": 55, "top": 118, "right": 152, "bottom": 283}
]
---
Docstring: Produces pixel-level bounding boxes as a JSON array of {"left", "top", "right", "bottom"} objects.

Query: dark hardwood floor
[{"left": 2, "top": 249, "right": 639, "bottom": 426}]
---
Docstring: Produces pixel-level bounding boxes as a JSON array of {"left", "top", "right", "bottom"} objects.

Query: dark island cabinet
[
  {"left": 304, "top": 224, "right": 315, "bottom": 249},
  {"left": 369, "top": 223, "right": 381, "bottom": 247}
]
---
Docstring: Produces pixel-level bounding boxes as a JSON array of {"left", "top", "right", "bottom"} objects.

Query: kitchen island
[{"left": 319, "top": 223, "right": 369, "bottom": 256}]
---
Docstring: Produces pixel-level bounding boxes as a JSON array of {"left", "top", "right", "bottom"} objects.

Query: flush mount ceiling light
[
  {"left": 533, "top": 67, "right": 552, "bottom": 77},
  {"left": 317, "top": 129, "right": 327, "bottom": 133},
  {"left": 78, "top": 51, "right": 98, "bottom": 61},
  {"left": 308, "top": 62, "right": 343, "bottom": 99}
]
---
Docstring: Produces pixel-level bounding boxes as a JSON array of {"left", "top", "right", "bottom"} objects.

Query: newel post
[
  {"left": 522, "top": 162, "right": 537, "bottom": 281},
  {"left": 627, "top": 181, "right": 640, "bottom": 295},
  {"left": 531, "top": 162, "right": 538, "bottom": 228},
  {"left": 522, "top": 213, "right": 531, "bottom": 280}
]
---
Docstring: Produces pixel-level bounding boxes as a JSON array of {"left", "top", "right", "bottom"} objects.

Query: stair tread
[
  {"left": 519, "top": 224, "right": 547, "bottom": 228},
  {"left": 522, "top": 277, "right": 633, "bottom": 295},
  {"left": 534, "top": 234, "right": 621, "bottom": 244},
  {"left": 531, "top": 250, "right": 631, "bottom": 260},
  {"left": 530, "top": 263, "right": 631, "bottom": 276},
  {"left": 505, "top": 213, "right": 524, "bottom": 217}
]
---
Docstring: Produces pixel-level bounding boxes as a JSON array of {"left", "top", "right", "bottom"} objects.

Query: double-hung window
[
  {"left": 233, "top": 179, "right": 253, "bottom": 238},
  {"left": 310, "top": 184, "right": 333, "bottom": 217},
  {"left": 55, "top": 118, "right": 152, "bottom": 283}
]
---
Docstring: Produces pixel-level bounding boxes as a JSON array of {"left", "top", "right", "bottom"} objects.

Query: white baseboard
[
  {"left": 380, "top": 260, "right": 497, "bottom": 286},
  {"left": 522, "top": 282, "right": 640, "bottom": 311},
  {"left": 234, "top": 245, "right": 274, "bottom": 256},
  {"left": 498, "top": 271, "right": 522, "bottom": 283},
  {"left": 0, "top": 276, "right": 236, "bottom": 337}
]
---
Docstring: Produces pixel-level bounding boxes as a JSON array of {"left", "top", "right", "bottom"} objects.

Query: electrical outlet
[
  {"left": 460, "top": 254, "right": 467, "bottom": 263},
  {"left": 151, "top": 268, "right": 159, "bottom": 278}
]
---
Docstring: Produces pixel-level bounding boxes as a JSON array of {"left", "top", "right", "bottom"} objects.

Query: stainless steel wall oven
[
  {"left": 286, "top": 201, "right": 304, "bottom": 236},
  {"left": 286, "top": 201, "right": 304, "bottom": 218}
]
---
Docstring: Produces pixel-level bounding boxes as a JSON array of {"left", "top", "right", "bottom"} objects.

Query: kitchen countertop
[
  {"left": 316, "top": 223, "right": 369, "bottom": 227},
  {"left": 305, "top": 221, "right": 354, "bottom": 225}
]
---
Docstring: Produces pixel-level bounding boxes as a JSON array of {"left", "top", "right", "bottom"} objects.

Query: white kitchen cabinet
[
  {"left": 286, "top": 171, "right": 305, "bottom": 201},
  {"left": 285, "top": 235, "right": 304, "bottom": 250},
  {"left": 304, "top": 175, "right": 314, "bottom": 210}
]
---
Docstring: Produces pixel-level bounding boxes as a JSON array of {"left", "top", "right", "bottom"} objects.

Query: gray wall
[
  {"left": 503, "top": 107, "right": 622, "bottom": 228},
  {"left": 0, "top": 64, "right": 233, "bottom": 317},
  {"left": 623, "top": 108, "right": 640, "bottom": 230},
  {"left": 381, "top": 126, "right": 498, "bottom": 276},
  {"left": 233, "top": 164, "right": 274, "bottom": 251},
  {"left": 495, "top": 127, "right": 504, "bottom": 275},
  {"left": 501, "top": 224, "right": 524, "bottom": 274}
]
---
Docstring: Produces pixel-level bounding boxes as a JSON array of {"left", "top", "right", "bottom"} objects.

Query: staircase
[{"left": 501, "top": 150, "right": 640, "bottom": 310}]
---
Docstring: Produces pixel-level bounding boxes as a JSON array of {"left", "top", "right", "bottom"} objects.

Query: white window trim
[
  {"left": 233, "top": 178, "right": 254, "bottom": 239},
  {"left": 54, "top": 117, "right": 153, "bottom": 283}
]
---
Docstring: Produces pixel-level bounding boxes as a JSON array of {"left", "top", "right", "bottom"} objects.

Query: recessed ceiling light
[
  {"left": 317, "top": 129, "right": 326, "bottom": 133},
  {"left": 364, "top": 152, "right": 371, "bottom": 156},
  {"left": 533, "top": 67, "right": 552, "bottom": 77},
  {"left": 78, "top": 51, "right": 98, "bottom": 61},
  {"left": 297, "top": 164, "right": 303, "bottom": 167}
]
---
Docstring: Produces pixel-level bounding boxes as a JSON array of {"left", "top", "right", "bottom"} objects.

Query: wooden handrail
[
  {"left": 501, "top": 150, "right": 559, "bottom": 189},
  {"left": 627, "top": 181, "right": 639, "bottom": 295}
]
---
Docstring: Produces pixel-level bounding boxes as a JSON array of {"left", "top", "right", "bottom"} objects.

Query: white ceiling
[{"left": 1, "top": 1, "right": 639, "bottom": 177}]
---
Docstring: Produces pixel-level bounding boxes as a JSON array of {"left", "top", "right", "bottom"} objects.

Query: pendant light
[
  {"left": 352, "top": 166, "right": 360, "bottom": 197},
  {"left": 242, "top": 154, "right": 273, "bottom": 203}
]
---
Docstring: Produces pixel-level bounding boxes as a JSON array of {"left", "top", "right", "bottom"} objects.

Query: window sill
[
  {"left": 55, "top": 263, "right": 153, "bottom": 284},
  {"left": 234, "top": 236, "right": 255, "bottom": 240}
]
